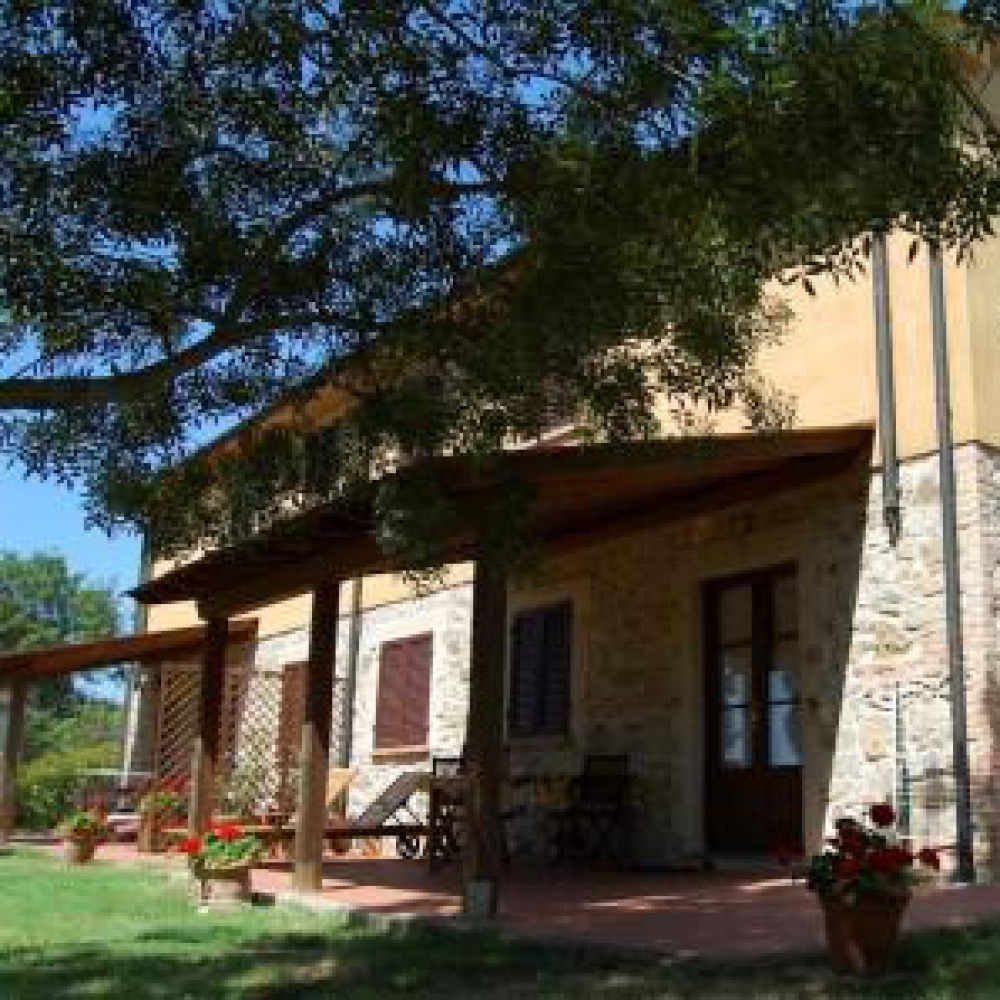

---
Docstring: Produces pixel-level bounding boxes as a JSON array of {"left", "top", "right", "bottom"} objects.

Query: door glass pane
[
  {"left": 774, "top": 574, "right": 798, "bottom": 636},
  {"left": 718, "top": 584, "right": 752, "bottom": 644},
  {"left": 722, "top": 707, "right": 751, "bottom": 768},
  {"left": 768, "top": 639, "right": 799, "bottom": 701},
  {"left": 768, "top": 702, "right": 802, "bottom": 766},
  {"left": 721, "top": 647, "right": 751, "bottom": 706}
]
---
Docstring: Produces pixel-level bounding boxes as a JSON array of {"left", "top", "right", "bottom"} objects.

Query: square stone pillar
[{"left": 0, "top": 680, "right": 27, "bottom": 841}]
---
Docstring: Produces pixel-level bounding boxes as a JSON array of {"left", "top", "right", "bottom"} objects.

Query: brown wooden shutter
[
  {"left": 541, "top": 602, "right": 572, "bottom": 735},
  {"left": 374, "top": 634, "right": 432, "bottom": 750},
  {"left": 509, "top": 601, "right": 572, "bottom": 737},
  {"left": 510, "top": 611, "right": 544, "bottom": 736}
]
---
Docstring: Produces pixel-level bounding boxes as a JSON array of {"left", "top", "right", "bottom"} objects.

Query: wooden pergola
[
  {"left": 107, "top": 425, "right": 873, "bottom": 912},
  {"left": 0, "top": 619, "right": 258, "bottom": 841},
  {"left": 132, "top": 425, "right": 872, "bottom": 913}
]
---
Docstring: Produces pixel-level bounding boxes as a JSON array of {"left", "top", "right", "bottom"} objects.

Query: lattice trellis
[{"left": 154, "top": 660, "right": 346, "bottom": 816}]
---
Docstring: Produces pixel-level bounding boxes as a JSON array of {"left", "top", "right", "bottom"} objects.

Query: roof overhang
[
  {"left": 133, "top": 424, "right": 874, "bottom": 619},
  {"left": 0, "top": 619, "right": 258, "bottom": 682}
]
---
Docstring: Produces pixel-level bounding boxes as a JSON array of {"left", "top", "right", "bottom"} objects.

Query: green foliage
[
  {"left": 0, "top": 551, "right": 122, "bottom": 713},
  {"left": 179, "top": 825, "right": 266, "bottom": 873},
  {"left": 3, "top": 2, "right": 1000, "bottom": 564},
  {"left": 15, "top": 741, "right": 121, "bottom": 831},
  {"left": 56, "top": 808, "right": 111, "bottom": 841},
  {"left": 23, "top": 700, "right": 123, "bottom": 761}
]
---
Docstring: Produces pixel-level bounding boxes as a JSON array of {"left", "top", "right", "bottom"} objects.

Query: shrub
[{"left": 15, "top": 743, "right": 120, "bottom": 831}]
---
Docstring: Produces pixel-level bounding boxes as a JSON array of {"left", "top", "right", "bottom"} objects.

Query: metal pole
[
  {"left": 873, "top": 228, "right": 902, "bottom": 543},
  {"left": 928, "top": 242, "right": 975, "bottom": 882}
]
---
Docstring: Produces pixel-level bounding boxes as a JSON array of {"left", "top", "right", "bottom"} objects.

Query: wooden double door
[{"left": 704, "top": 565, "right": 803, "bottom": 855}]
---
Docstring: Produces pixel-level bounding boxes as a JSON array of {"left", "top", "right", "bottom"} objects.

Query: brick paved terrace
[{"left": 80, "top": 843, "right": 1000, "bottom": 961}]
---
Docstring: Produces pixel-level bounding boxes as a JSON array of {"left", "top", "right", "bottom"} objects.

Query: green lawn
[{"left": 1, "top": 849, "right": 1000, "bottom": 999}]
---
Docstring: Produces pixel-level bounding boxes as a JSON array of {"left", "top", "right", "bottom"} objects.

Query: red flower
[
  {"left": 835, "top": 856, "right": 861, "bottom": 880},
  {"left": 176, "top": 836, "right": 202, "bottom": 856},
  {"left": 918, "top": 847, "right": 941, "bottom": 871},
  {"left": 212, "top": 823, "right": 243, "bottom": 842},
  {"left": 870, "top": 803, "right": 896, "bottom": 828},
  {"left": 868, "top": 846, "right": 911, "bottom": 875},
  {"left": 838, "top": 826, "right": 864, "bottom": 856}
]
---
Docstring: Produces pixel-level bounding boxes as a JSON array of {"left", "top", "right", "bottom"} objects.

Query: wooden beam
[
  {"left": 463, "top": 557, "right": 508, "bottom": 918},
  {"left": 293, "top": 581, "right": 341, "bottom": 892},
  {"left": 0, "top": 680, "right": 27, "bottom": 842},
  {"left": 197, "top": 537, "right": 389, "bottom": 620},
  {"left": 542, "top": 450, "right": 865, "bottom": 560},
  {"left": 188, "top": 617, "right": 228, "bottom": 835}
]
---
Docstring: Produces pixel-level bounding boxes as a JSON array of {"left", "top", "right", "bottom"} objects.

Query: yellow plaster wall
[{"left": 668, "top": 233, "right": 977, "bottom": 459}]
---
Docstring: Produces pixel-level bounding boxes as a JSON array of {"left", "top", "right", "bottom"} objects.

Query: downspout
[
  {"left": 338, "top": 576, "right": 363, "bottom": 768},
  {"left": 928, "top": 243, "right": 975, "bottom": 882},
  {"left": 872, "top": 228, "right": 902, "bottom": 543}
]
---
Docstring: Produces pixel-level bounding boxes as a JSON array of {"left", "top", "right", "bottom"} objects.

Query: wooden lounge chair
[{"left": 252, "top": 769, "right": 429, "bottom": 860}]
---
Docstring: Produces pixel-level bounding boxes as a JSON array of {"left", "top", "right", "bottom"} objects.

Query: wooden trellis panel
[{"left": 154, "top": 661, "right": 346, "bottom": 817}]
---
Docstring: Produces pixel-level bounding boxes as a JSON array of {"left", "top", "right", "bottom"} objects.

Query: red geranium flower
[
  {"left": 212, "top": 823, "right": 243, "bottom": 842},
  {"left": 835, "top": 856, "right": 861, "bottom": 880},
  {"left": 176, "top": 836, "right": 202, "bottom": 856},
  {"left": 918, "top": 847, "right": 941, "bottom": 871},
  {"left": 870, "top": 803, "right": 895, "bottom": 828}
]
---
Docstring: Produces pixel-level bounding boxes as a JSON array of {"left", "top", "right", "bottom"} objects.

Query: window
[
  {"left": 508, "top": 600, "right": 573, "bottom": 738},
  {"left": 374, "top": 634, "right": 433, "bottom": 751}
]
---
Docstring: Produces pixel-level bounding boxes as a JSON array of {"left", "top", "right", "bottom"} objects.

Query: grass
[{"left": 2, "top": 850, "right": 1000, "bottom": 998}]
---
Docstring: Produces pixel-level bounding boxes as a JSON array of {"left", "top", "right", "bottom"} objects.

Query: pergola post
[
  {"left": 0, "top": 679, "right": 27, "bottom": 842},
  {"left": 293, "top": 580, "right": 340, "bottom": 892},
  {"left": 463, "top": 556, "right": 508, "bottom": 918},
  {"left": 188, "top": 617, "right": 228, "bottom": 834}
]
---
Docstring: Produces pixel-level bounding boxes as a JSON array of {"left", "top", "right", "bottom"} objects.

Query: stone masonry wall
[
  {"left": 241, "top": 583, "right": 472, "bottom": 824},
  {"left": 205, "top": 443, "right": 1000, "bottom": 875}
]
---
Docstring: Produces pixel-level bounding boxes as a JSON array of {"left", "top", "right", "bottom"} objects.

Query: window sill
[{"left": 370, "top": 745, "right": 430, "bottom": 764}]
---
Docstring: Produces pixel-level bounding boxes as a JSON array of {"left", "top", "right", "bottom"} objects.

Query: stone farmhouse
[{"left": 110, "top": 212, "right": 1000, "bottom": 884}]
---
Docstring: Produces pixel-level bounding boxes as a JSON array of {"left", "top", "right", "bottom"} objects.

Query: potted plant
[
  {"left": 807, "top": 803, "right": 941, "bottom": 974},
  {"left": 137, "top": 782, "right": 186, "bottom": 853},
  {"left": 58, "top": 809, "right": 111, "bottom": 864},
  {"left": 177, "top": 823, "right": 265, "bottom": 908}
]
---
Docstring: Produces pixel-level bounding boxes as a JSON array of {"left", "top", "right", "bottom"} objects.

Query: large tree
[
  {"left": 0, "top": 551, "right": 121, "bottom": 711},
  {"left": 3, "top": 2, "right": 1000, "bottom": 559}
]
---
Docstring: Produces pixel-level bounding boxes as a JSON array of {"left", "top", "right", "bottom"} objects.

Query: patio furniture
[
  {"left": 249, "top": 768, "right": 429, "bottom": 859},
  {"left": 427, "top": 756, "right": 467, "bottom": 869},
  {"left": 552, "top": 754, "right": 633, "bottom": 866}
]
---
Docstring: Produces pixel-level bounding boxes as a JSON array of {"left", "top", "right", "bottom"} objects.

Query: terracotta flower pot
[
  {"left": 194, "top": 864, "right": 253, "bottom": 909},
  {"left": 63, "top": 837, "right": 97, "bottom": 864},
  {"left": 821, "top": 891, "right": 910, "bottom": 974}
]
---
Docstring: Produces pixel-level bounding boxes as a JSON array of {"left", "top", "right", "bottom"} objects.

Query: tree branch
[{"left": 0, "top": 312, "right": 350, "bottom": 411}]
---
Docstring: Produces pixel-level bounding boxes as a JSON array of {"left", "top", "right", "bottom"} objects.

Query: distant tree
[
  {"left": 2, "top": 2, "right": 1000, "bottom": 563},
  {"left": 0, "top": 552, "right": 121, "bottom": 713}
]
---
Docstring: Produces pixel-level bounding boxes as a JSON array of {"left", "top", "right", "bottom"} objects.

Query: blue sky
[{"left": 1, "top": 465, "right": 142, "bottom": 607}]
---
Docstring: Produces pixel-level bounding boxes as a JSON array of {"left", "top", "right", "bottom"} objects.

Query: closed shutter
[
  {"left": 374, "top": 634, "right": 432, "bottom": 750},
  {"left": 509, "top": 601, "right": 572, "bottom": 737}
]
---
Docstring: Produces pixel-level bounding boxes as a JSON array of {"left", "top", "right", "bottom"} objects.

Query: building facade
[{"left": 125, "top": 233, "right": 1000, "bottom": 876}]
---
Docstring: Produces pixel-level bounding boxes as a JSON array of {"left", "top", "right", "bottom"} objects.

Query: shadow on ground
[{"left": 2, "top": 915, "right": 1000, "bottom": 1000}]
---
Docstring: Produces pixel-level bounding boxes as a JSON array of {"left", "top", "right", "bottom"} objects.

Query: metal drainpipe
[
  {"left": 338, "top": 577, "right": 363, "bottom": 768},
  {"left": 928, "top": 243, "right": 975, "bottom": 883},
  {"left": 873, "top": 228, "right": 902, "bottom": 544}
]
